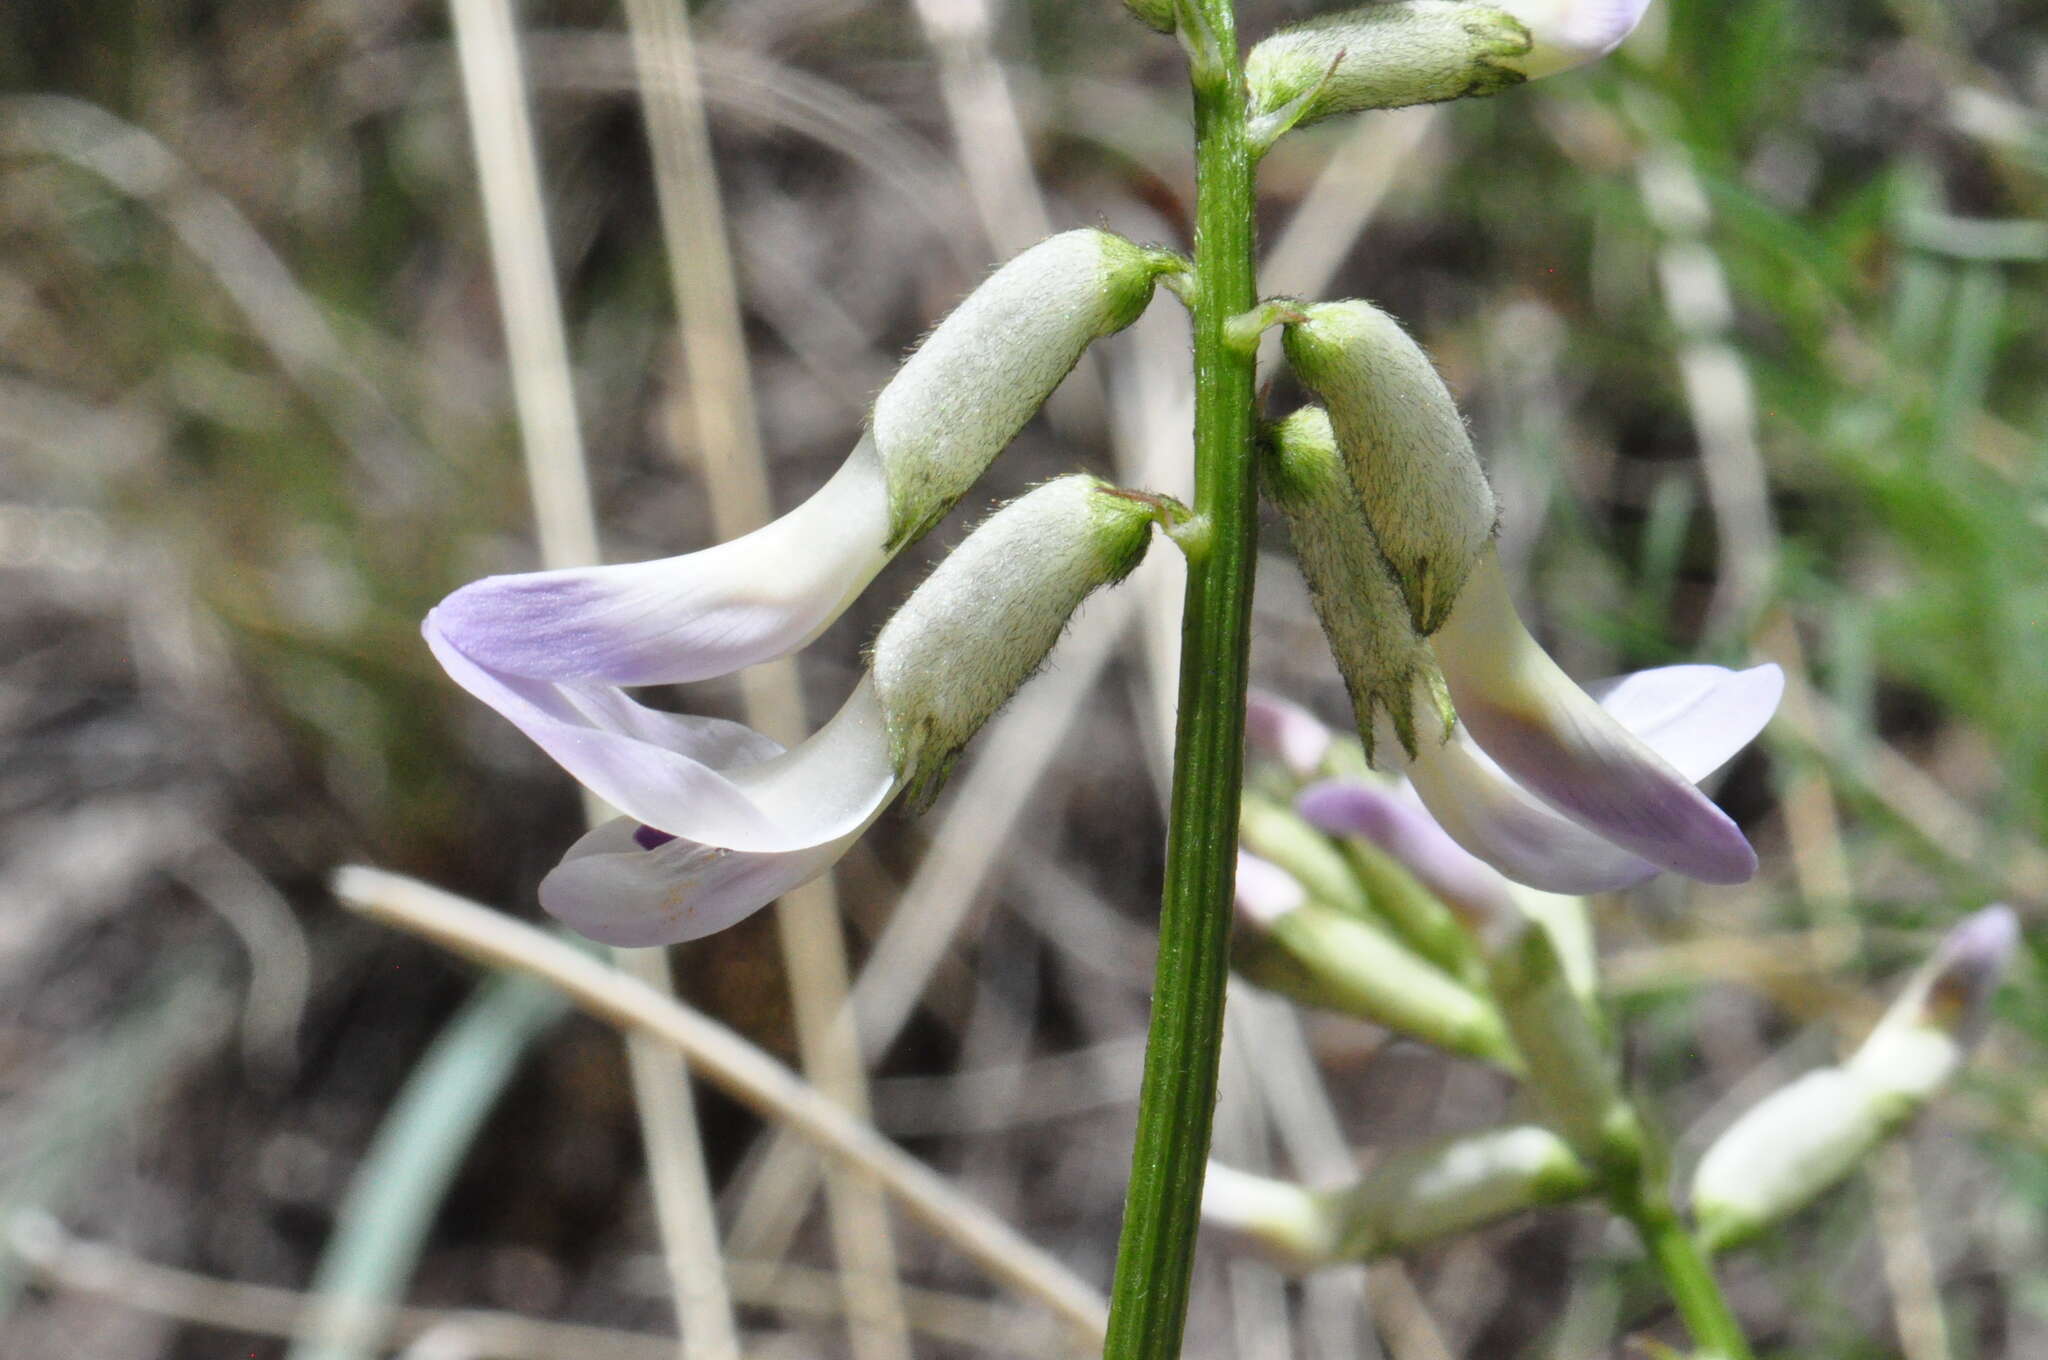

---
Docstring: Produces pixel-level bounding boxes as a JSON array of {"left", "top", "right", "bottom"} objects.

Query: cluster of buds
[
  {"left": 427, "top": 230, "right": 1185, "bottom": 943},
  {"left": 1216, "top": 704, "right": 2019, "bottom": 1267}
]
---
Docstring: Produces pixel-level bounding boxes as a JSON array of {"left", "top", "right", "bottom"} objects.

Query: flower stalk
[{"left": 1102, "top": 0, "right": 1259, "bottom": 1350}]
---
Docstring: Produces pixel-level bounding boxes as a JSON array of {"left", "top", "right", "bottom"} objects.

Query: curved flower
[
  {"left": 1414, "top": 549, "right": 1783, "bottom": 890},
  {"left": 428, "top": 475, "right": 1161, "bottom": 945},
  {"left": 430, "top": 229, "right": 1177, "bottom": 692}
]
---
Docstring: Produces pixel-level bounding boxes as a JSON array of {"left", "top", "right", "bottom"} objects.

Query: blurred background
[{"left": 0, "top": 0, "right": 2044, "bottom": 1355}]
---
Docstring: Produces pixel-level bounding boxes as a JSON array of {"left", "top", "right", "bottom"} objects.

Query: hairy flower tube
[
  {"left": 1691, "top": 905, "right": 2019, "bottom": 1252},
  {"left": 1281, "top": 302, "right": 1499, "bottom": 635},
  {"left": 1246, "top": 2, "right": 1653, "bottom": 144},
  {"left": 428, "top": 229, "right": 1177, "bottom": 691},
  {"left": 429, "top": 475, "right": 1161, "bottom": 945},
  {"left": 1260, "top": 405, "right": 1453, "bottom": 762}
]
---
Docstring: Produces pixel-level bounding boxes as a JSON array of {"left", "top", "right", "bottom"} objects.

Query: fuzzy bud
[
  {"left": 872, "top": 476, "right": 1157, "bottom": 808},
  {"left": 1246, "top": 3, "right": 1532, "bottom": 133},
  {"left": 1282, "top": 303, "right": 1498, "bottom": 635},
  {"left": 1262, "top": 406, "right": 1454, "bottom": 761},
  {"left": 1691, "top": 906, "right": 2019, "bottom": 1252},
  {"left": 873, "top": 230, "right": 1179, "bottom": 549}
]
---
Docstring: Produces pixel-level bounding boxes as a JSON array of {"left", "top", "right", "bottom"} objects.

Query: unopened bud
[
  {"left": 1237, "top": 893, "right": 1519, "bottom": 1069},
  {"left": 1239, "top": 792, "right": 1380, "bottom": 926},
  {"left": 1691, "top": 906, "right": 2019, "bottom": 1252},
  {"left": 874, "top": 230, "right": 1181, "bottom": 548},
  {"left": 1282, "top": 304, "right": 1498, "bottom": 634},
  {"left": 1262, "top": 406, "right": 1454, "bottom": 760},
  {"left": 1247, "top": 3, "right": 1531, "bottom": 134},
  {"left": 1328, "top": 1125, "right": 1594, "bottom": 1258},
  {"left": 873, "top": 476, "right": 1158, "bottom": 807},
  {"left": 1204, "top": 1125, "right": 1593, "bottom": 1269}
]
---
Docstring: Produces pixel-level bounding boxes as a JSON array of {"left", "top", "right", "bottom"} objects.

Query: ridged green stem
[
  {"left": 1103, "top": 0, "right": 1259, "bottom": 1353},
  {"left": 1607, "top": 1141, "right": 1755, "bottom": 1360}
]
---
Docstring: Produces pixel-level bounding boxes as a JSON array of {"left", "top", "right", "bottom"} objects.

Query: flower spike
[
  {"left": 433, "top": 474, "right": 1161, "bottom": 945},
  {"left": 429, "top": 229, "right": 1176, "bottom": 692}
]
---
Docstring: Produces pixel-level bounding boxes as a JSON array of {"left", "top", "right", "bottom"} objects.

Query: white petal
[
  {"left": 430, "top": 436, "right": 891, "bottom": 686},
  {"left": 1245, "top": 690, "right": 1335, "bottom": 779},
  {"left": 1235, "top": 850, "right": 1308, "bottom": 926},
  {"left": 539, "top": 813, "right": 879, "bottom": 945},
  {"left": 430, "top": 616, "right": 898, "bottom": 855},
  {"left": 1587, "top": 663, "right": 1785, "bottom": 782}
]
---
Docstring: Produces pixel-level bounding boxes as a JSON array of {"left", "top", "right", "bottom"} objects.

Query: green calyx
[
  {"left": 872, "top": 476, "right": 1158, "bottom": 810},
  {"left": 1246, "top": 3, "right": 1531, "bottom": 146},
  {"left": 872, "top": 230, "right": 1184, "bottom": 553},
  {"left": 1281, "top": 303, "right": 1499, "bottom": 635},
  {"left": 1260, "top": 405, "right": 1454, "bottom": 763}
]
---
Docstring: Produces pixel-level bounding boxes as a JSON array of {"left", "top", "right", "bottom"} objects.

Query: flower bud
[
  {"left": 873, "top": 230, "right": 1180, "bottom": 549},
  {"left": 1261, "top": 405, "right": 1454, "bottom": 760},
  {"left": 872, "top": 475, "right": 1158, "bottom": 808},
  {"left": 1204, "top": 1126, "right": 1593, "bottom": 1269},
  {"left": 1246, "top": 3, "right": 1532, "bottom": 131},
  {"left": 1328, "top": 1125, "right": 1594, "bottom": 1258},
  {"left": 1691, "top": 906, "right": 2019, "bottom": 1252},
  {"left": 1235, "top": 883, "right": 1520, "bottom": 1069},
  {"left": 1281, "top": 304, "right": 1498, "bottom": 635}
]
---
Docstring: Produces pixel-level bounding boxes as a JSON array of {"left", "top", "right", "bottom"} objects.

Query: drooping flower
[
  {"left": 429, "top": 229, "right": 1178, "bottom": 690},
  {"left": 1414, "top": 549, "right": 1782, "bottom": 891},
  {"left": 430, "top": 475, "right": 1162, "bottom": 945},
  {"left": 1267, "top": 304, "right": 1779, "bottom": 892}
]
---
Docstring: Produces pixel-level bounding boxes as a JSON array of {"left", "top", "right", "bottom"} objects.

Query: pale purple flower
[
  {"left": 426, "top": 475, "right": 1160, "bottom": 945},
  {"left": 1400, "top": 550, "right": 1783, "bottom": 893},
  {"left": 432, "top": 436, "right": 893, "bottom": 690},
  {"left": 427, "top": 619, "right": 900, "bottom": 944}
]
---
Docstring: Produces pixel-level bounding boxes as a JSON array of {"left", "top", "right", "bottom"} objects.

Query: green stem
[
  {"left": 1103, "top": 0, "right": 1259, "bottom": 1354},
  {"left": 1609, "top": 1168, "right": 1755, "bottom": 1360}
]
